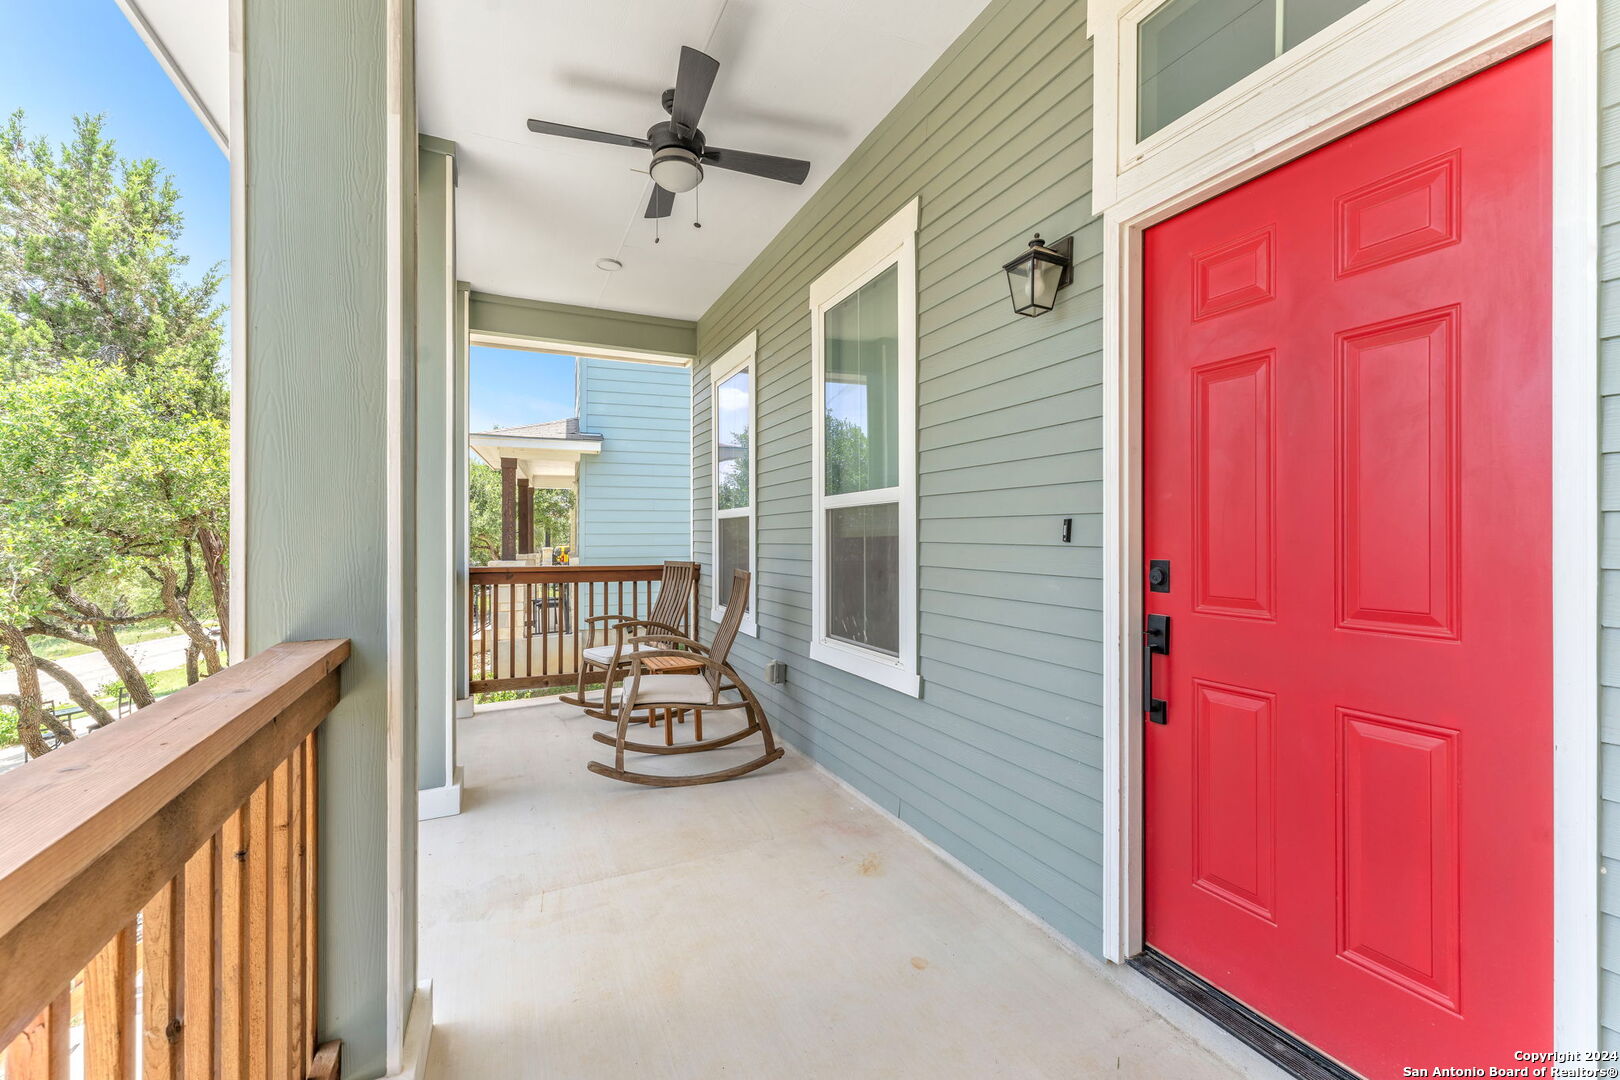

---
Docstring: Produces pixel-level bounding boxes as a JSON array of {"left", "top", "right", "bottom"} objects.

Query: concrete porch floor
[{"left": 419, "top": 700, "right": 1278, "bottom": 1079}]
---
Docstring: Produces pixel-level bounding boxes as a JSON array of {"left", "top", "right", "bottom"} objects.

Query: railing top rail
[
  {"left": 0, "top": 638, "right": 348, "bottom": 944},
  {"left": 469, "top": 563, "right": 686, "bottom": 582}
]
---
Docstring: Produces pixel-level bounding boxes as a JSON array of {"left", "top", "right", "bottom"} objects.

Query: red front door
[{"left": 1142, "top": 45, "right": 1551, "bottom": 1078}]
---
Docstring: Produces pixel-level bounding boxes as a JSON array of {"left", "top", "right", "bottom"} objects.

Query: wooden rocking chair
[
  {"left": 559, "top": 560, "right": 698, "bottom": 715},
  {"left": 588, "top": 570, "right": 784, "bottom": 786}
]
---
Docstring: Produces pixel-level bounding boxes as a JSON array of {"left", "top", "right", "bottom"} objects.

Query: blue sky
[
  {"left": 469, "top": 347, "right": 578, "bottom": 433},
  {"left": 0, "top": 1, "right": 229, "bottom": 295},
  {"left": 4, "top": 2, "right": 568, "bottom": 424}
]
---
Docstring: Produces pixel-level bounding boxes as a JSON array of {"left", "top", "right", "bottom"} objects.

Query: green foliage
[
  {"left": 0, "top": 359, "right": 228, "bottom": 622},
  {"left": 96, "top": 670, "right": 160, "bottom": 701},
  {"left": 467, "top": 461, "right": 574, "bottom": 563},
  {"left": 0, "top": 111, "right": 227, "bottom": 646},
  {"left": 823, "top": 416, "right": 871, "bottom": 496},
  {"left": 717, "top": 429, "right": 749, "bottom": 511},
  {"left": 0, "top": 707, "right": 17, "bottom": 748},
  {"left": 0, "top": 112, "right": 225, "bottom": 402}
]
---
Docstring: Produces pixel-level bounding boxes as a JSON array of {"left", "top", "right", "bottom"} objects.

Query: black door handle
[{"left": 1144, "top": 614, "right": 1169, "bottom": 724}]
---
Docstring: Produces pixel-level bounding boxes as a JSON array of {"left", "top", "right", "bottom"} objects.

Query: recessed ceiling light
[{"left": 595, "top": 257, "right": 623, "bottom": 272}]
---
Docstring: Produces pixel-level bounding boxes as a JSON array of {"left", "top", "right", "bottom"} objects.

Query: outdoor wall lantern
[{"left": 1001, "top": 233, "right": 1073, "bottom": 317}]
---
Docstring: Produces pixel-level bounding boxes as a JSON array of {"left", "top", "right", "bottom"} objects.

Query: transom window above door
[{"left": 1137, "top": 0, "right": 1372, "bottom": 139}]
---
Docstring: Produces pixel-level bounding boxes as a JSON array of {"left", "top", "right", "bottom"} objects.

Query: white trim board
[
  {"left": 1086, "top": 0, "right": 1600, "bottom": 1050},
  {"left": 709, "top": 331, "right": 759, "bottom": 637},
  {"left": 469, "top": 330, "right": 692, "bottom": 368},
  {"left": 806, "top": 197, "right": 921, "bottom": 698}
]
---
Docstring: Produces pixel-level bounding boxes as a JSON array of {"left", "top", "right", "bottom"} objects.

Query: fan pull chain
[
  {"left": 694, "top": 187, "right": 702, "bottom": 230},
  {"left": 654, "top": 216, "right": 660, "bottom": 244}
]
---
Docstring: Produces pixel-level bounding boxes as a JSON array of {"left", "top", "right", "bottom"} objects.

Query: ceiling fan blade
[
  {"left": 671, "top": 46, "right": 720, "bottom": 131},
  {"left": 645, "top": 184, "right": 675, "bottom": 219},
  {"left": 526, "top": 119, "right": 650, "bottom": 149},
  {"left": 701, "top": 146, "right": 811, "bottom": 185}
]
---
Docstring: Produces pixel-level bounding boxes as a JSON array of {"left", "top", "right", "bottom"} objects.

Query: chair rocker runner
[
  {"left": 560, "top": 560, "right": 698, "bottom": 714},
  {"left": 589, "top": 570, "right": 784, "bottom": 786}
]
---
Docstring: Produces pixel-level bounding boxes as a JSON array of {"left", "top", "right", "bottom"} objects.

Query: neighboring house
[
  {"left": 467, "top": 357, "right": 690, "bottom": 564},
  {"left": 14, "top": 3, "right": 1606, "bottom": 1080},
  {"left": 574, "top": 357, "right": 691, "bottom": 565}
]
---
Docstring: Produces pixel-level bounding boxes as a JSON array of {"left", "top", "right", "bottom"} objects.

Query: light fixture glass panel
[
  {"left": 826, "top": 503, "right": 900, "bottom": 655},
  {"left": 824, "top": 264, "right": 900, "bottom": 496},
  {"left": 716, "top": 369, "right": 750, "bottom": 510}
]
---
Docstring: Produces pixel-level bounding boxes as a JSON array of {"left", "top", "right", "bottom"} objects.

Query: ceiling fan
[{"left": 526, "top": 46, "right": 813, "bottom": 222}]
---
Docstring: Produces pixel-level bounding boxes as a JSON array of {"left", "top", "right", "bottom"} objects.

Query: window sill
[
  {"left": 808, "top": 639, "right": 920, "bottom": 698},
  {"left": 711, "top": 605, "right": 758, "bottom": 638}
]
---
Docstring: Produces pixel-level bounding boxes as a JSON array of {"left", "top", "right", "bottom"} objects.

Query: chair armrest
[
  {"left": 615, "top": 619, "right": 687, "bottom": 638},
  {"left": 584, "top": 614, "right": 636, "bottom": 627},
  {"left": 626, "top": 633, "right": 708, "bottom": 653}
]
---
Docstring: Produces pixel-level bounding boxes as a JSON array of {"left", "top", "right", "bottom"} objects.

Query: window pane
[
  {"left": 1136, "top": 0, "right": 1371, "bottom": 139},
  {"left": 1138, "top": 0, "right": 1276, "bottom": 140},
  {"left": 1282, "top": 0, "right": 1368, "bottom": 49},
  {"left": 824, "top": 264, "right": 900, "bottom": 496},
  {"left": 826, "top": 503, "right": 899, "bottom": 655},
  {"left": 716, "top": 369, "right": 750, "bottom": 510},
  {"left": 717, "top": 515, "right": 750, "bottom": 606}
]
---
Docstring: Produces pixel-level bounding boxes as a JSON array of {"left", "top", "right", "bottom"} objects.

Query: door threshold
[{"left": 1129, "top": 948, "right": 1362, "bottom": 1080}]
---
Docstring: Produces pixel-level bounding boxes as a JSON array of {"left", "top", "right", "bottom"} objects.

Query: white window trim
[
  {"left": 1088, "top": 0, "right": 1600, "bottom": 1049},
  {"left": 710, "top": 331, "right": 758, "bottom": 637},
  {"left": 807, "top": 198, "right": 921, "bottom": 698}
]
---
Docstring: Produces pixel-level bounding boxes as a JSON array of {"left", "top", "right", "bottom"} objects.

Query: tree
[
  {"left": 0, "top": 112, "right": 229, "bottom": 752},
  {"left": 467, "top": 461, "right": 574, "bottom": 563},
  {"left": 0, "top": 361, "right": 228, "bottom": 684},
  {"left": 0, "top": 112, "right": 225, "bottom": 401}
]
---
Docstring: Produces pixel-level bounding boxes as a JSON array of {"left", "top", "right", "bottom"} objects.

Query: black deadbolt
[{"left": 1149, "top": 559, "right": 1171, "bottom": 593}]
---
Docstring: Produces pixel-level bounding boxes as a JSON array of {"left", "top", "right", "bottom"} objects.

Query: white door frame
[{"left": 1089, "top": 0, "right": 1600, "bottom": 1048}]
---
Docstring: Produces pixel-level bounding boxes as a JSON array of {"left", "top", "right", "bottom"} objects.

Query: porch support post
[
  {"left": 234, "top": 0, "right": 420, "bottom": 1073},
  {"left": 499, "top": 456, "right": 517, "bottom": 561},
  {"left": 517, "top": 479, "right": 533, "bottom": 554}
]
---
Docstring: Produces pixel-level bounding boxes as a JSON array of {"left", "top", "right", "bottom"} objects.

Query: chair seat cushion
[
  {"left": 623, "top": 674, "right": 717, "bottom": 707},
  {"left": 582, "top": 643, "right": 659, "bottom": 664}
]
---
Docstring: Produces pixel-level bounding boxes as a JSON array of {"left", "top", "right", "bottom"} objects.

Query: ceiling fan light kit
[
  {"left": 526, "top": 45, "right": 813, "bottom": 224},
  {"left": 649, "top": 146, "right": 703, "bottom": 193}
]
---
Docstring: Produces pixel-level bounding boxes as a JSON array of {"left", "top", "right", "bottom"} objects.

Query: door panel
[{"left": 1142, "top": 44, "right": 1551, "bottom": 1078}]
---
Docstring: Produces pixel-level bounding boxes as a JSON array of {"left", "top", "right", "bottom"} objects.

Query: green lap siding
[
  {"left": 577, "top": 357, "right": 693, "bottom": 564},
  {"left": 692, "top": 0, "right": 1106, "bottom": 951}
]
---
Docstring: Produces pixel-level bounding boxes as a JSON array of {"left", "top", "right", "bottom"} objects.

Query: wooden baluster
[
  {"left": 269, "top": 760, "right": 292, "bottom": 1080},
  {"left": 480, "top": 584, "right": 491, "bottom": 683},
  {"left": 506, "top": 584, "right": 516, "bottom": 684},
  {"left": 3, "top": 989, "right": 70, "bottom": 1080},
  {"left": 246, "top": 782, "right": 270, "bottom": 1080},
  {"left": 541, "top": 580, "right": 550, "bottom": 678},
  {"left": 84, "top": 923, "right": 136, "bottom": 1080},
  {"left": 220, "top": 809, "right": 246, "bottom": 1080},
  {"left": 288, "top": 745, "right": 307, "bottom": 1080},
  {"left": 142, "top": 876, "right": 182, "bottom": 1080},
  {"left": 182, "top": 836, "right": 217, "bottom": 1080},
  {"left": 524, "top": 582, "right": 533, "bottom": 678},
  {"left": 302, "top": 734, "right": 318, "bottom": 1071}
]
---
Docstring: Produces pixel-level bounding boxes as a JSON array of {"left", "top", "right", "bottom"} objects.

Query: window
[
  {"left": 1136, "top": 0, "right": 1371, "bottom": 139},
  {"left": 711, "top": 332, "right": 757, "bottom": 635},
  {"left": 808, "top": 199, "right": 919, "bottom": 696}
]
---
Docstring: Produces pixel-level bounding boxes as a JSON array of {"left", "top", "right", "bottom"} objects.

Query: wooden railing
[
  {"left": 469, "top": 564, "right": 699, "bottom": 693},
  {"left": 0, "top": 639, "right": 350, "bottom": 1080}
]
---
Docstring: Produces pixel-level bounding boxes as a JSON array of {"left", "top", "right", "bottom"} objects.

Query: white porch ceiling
[{"left": 417, "top": 0, "right": 990, "bottom": 320}]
